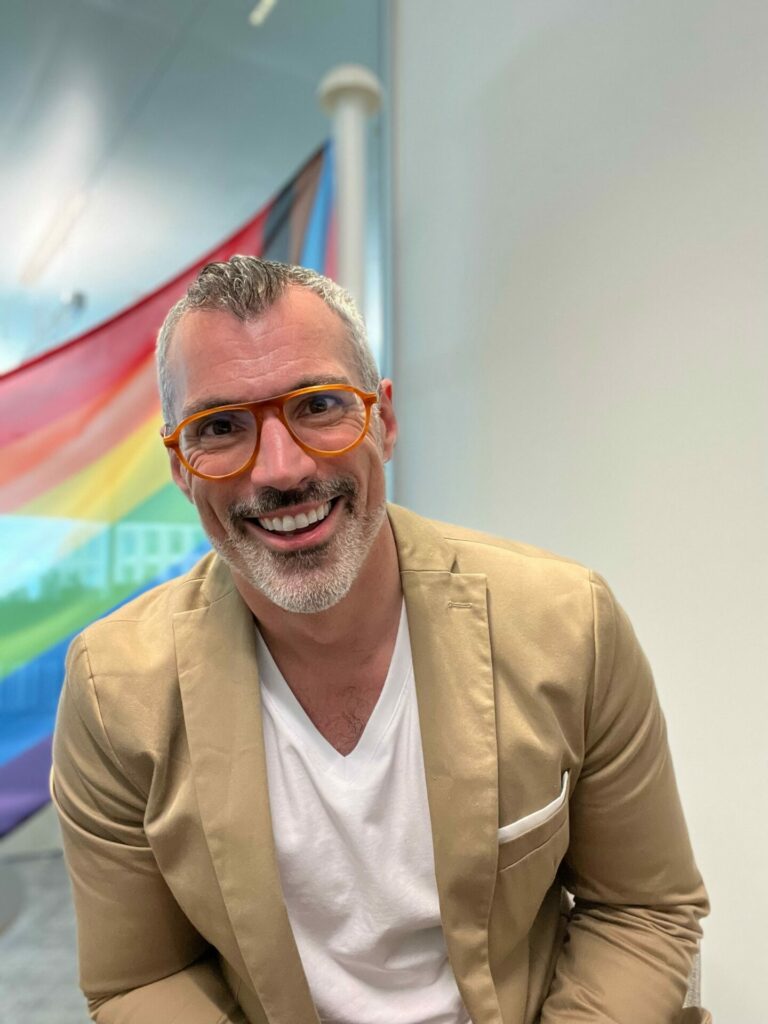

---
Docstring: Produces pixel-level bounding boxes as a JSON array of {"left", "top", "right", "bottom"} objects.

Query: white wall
[{"left": 391, "top": 2, "right": 767, "bottom": 1019}]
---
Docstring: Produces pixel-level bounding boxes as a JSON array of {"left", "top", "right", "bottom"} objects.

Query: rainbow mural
[{"left": 0, "top": 144, "right": 336, "bottom": 835}]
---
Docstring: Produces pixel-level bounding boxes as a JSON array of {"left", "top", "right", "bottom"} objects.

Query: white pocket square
[{"left": 498, "top": 771, "right": 569, "bottom": 844}]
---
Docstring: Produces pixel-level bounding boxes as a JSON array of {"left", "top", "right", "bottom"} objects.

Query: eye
[
  {"left": 186, "top": 409, "right": 252, "bottom": 444},
  {"left": 308, "top": 394, "right": 340, "bottom": 414},
  {"left": 295, "top": 391, "right": 347, "bottom": 417},
  {"left": 199, "top": 414, "right": 237, "bottom": 436}
]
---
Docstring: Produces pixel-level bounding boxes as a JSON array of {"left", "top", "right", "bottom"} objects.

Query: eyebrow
[{"left": 179, "top": 375, "right": 354, "bottom": 421}]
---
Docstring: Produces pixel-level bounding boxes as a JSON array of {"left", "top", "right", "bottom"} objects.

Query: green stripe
[
  {"left": 122, "top": 482, "right": 201, "bottom": 524},
  {"left": 1, "top": 483, "right": 205, "bottom": 677}
]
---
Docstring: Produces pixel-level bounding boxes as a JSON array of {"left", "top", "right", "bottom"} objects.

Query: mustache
[{"left": 227, "top": 478, "right": 357, "bottom": 521}]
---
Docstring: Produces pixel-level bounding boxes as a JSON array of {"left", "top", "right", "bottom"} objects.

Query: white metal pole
[{"left": 318, "top": 64, "right": 382, "bottom": 312}]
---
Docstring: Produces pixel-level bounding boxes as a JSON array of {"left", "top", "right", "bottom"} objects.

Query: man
[{"left": 52, "top": 256, "right": 709, "bottom": 1024}]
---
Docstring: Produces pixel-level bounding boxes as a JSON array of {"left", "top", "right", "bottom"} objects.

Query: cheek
[
  {"left": 188, "top": 483, "right": 231, "bottom": 536},
  {"left": 358, "top": 446, "right": 388, "bottom": 504},
  {"left": 369, "top": 412, "right": 387, "bottom": 454}
]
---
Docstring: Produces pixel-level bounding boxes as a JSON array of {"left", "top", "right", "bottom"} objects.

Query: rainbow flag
[{"left": 0, "top": 144, "right": 336, "bottom": 835}]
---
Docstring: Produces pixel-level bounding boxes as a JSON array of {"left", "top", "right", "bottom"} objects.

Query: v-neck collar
[{"left": 255, "top": 601, "right": 412, "bottom": 780}]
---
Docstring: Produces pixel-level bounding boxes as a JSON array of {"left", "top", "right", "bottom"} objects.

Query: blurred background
[{"left": 1, "top": 1, "right": 766, "bottom": 1021}]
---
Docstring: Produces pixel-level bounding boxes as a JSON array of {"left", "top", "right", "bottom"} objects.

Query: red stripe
[
  {"left": 0, "top": 176, "right": 273, "bottom": 441},
  {"left": 0, "top": 373, "right": 125, "bottom": 487}
]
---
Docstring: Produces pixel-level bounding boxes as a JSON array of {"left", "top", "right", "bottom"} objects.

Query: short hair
[{"left": 156, "top": 256, "right": 380, "bottom": 425}]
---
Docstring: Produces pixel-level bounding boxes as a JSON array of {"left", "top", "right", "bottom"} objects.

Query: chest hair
[{"left": 278, "top": 651, "right": 392, "bottom": 756}]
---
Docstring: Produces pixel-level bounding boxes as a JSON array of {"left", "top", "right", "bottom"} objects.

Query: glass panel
[
  {"left": 180, "top": 409, "right": 257, "bottom": 474},
  {"left": 285, "top": 390, "right": 367, "bottom": 450}
]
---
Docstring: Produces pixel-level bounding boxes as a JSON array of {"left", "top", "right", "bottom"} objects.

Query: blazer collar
[{"left": 176, "top": 507, "right": 501, "bottom": 1023}]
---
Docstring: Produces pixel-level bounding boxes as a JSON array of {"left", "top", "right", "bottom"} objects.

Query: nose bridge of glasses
[
  {"left": 253, "top": 397, "right": 311, "bottom": 458},
  {"left": 247, "top": 408, "right": 319, "bottom": 490},
  {"left": 248, "top": 394, "right": 295, "bottom": 439}
]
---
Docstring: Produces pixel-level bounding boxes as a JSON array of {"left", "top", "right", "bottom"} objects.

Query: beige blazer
[{"left": 52, "top": 504, "right": 709, "bottom": 1024}]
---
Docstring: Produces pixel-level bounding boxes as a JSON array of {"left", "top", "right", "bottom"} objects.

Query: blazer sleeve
[
  {"left": 539, "top": 574, "right": 709, "bottom": 1024},
  {"left": 52, "top": 634, "right": 246, "bottom": 1024}
]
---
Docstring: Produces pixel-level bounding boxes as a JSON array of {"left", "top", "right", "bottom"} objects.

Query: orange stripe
[
  {"left": 0, "top": 369, "right": 127, "bottom": 487},
  {"left": 18, "top": 415, "right": 167, "bottom": 521},
  {"left": 0, "top": 355, "right": 161, "bottom": 512}
]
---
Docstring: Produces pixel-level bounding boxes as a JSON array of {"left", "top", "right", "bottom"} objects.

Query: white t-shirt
[{"left": 256, "top": 605, "right": 470, "bottom": 1024}]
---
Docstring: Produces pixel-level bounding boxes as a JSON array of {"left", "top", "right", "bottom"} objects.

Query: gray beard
[{"left": 209, "top": 478, "right": 386, "bottom": 614}]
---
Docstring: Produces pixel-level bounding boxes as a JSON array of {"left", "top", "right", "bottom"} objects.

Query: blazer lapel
[
  {"left": 174, "top": 570, "right": 319, "bottom": 1024},
  {"left": 391, "top": 506, "right": 503, "bottom": 1024}
]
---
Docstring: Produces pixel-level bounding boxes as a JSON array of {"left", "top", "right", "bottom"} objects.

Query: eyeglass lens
[{"left": 178, "top": 388, "right": 368, "bottom": 477}]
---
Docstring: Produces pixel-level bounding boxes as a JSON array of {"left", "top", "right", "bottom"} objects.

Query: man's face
[{"left": 166, "top": 286, "right": 397, "bottom": 613}]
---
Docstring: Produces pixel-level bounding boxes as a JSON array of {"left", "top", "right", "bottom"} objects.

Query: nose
[{"left": 248, "top": 411, "right": 318, "bottom": 491}]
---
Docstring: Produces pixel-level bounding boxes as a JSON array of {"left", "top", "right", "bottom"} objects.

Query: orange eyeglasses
[{"left": 162, "top": 384, "right": 379, "bottom": 481}]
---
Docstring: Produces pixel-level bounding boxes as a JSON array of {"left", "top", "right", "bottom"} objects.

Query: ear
[
  {"left": 376, "top": 379, "right": 398, "bottom": 462},
  {"left": 167, "top": 449, "right": 194, "bottom": 504}
]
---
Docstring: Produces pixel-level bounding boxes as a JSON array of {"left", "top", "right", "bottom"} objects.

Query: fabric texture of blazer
[{"left": 52, "top": 504, "right": 710, "bottom": 1023}]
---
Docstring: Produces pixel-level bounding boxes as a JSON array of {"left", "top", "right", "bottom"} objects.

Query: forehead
[{"left": 168, "top": 286, "right": 356, "bottom": 414}]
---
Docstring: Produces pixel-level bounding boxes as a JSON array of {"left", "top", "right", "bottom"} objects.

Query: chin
[{"left": 211, "top": 500, "right": 386, "bottom": 615}]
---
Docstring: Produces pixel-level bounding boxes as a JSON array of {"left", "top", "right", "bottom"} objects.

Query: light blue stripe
[{"left": 300, "top": 142, "right": 334, "bottom": 272}]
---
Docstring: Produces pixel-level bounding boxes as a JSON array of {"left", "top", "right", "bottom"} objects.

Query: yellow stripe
[{"left": 19, "top": 416, "right": 169, "bottom": 521}]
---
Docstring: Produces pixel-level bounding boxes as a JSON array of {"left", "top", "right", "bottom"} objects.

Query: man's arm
[
  {"left": 52, "top": 635, "right": 246, "bottom": 1024},
  {"left": 541, "top": 575, "right": 709, "bottom": 1023}
]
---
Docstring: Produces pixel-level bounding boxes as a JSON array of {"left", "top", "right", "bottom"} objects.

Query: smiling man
[{"left": 52, "top": 257, "right": 709, "bottom": 1024}]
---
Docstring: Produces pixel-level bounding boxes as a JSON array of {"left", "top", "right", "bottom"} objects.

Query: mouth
[
  {"left": 256, "top": 499, "right": 333, "bottom": 535},
  {"left": 239, "top": 496, "right": 344, "bottom": 550}
]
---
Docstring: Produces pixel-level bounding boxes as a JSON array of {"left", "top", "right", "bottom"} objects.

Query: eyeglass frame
[{"left": 162, "top": 383, "right": 380, "bottom": 481}]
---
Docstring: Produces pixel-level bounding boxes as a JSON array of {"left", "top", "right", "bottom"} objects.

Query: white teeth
[{"left": 257, "top": 501, "right": 332, "bottom": 533}]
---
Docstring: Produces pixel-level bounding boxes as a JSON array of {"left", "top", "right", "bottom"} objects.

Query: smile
[{"left": 256, "top": 500, "right": 333, "bottom": 534}]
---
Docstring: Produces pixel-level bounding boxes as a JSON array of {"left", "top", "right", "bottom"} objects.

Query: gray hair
[{"left": 156, "top": 256, "right": 380, "bottom": 425}]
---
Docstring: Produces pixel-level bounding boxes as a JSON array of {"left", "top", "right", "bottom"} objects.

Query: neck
[{"left": 233, "top": 516, "right": 403, "bottom": 662}]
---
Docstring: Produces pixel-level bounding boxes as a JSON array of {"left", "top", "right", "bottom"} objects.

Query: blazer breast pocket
[{"left": 497, "top": 771, "right": 569, "bottom": 873}]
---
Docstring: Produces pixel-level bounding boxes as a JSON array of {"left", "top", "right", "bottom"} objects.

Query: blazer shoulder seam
[{"left": 75, "top": 633, "right": 150, "bottom": 799}]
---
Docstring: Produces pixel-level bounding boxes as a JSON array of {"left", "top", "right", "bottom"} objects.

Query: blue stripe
[
  {"left": 300, "top": 142, "right": 334, "bottom": 272},
  {"left": 0, "top": 539, "right": 210, "bottom": 767},
  {"left": 0, "top": 713, "right": 57, "bottom": 767}
]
